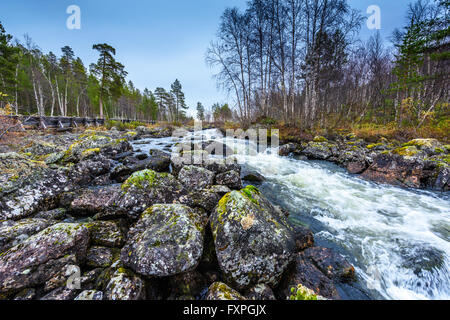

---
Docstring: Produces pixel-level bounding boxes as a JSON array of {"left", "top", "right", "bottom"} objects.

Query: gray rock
[
  {"left": 0, "top": 223, "right": 89, "bottom": 294},
  {"left": 85, "top": 220, "right": 125, "bottom": 248},
  {"left": 117, "top": 170, "right": 188, "bottom": 219},
  {"left": 104, "top": 268, "right": 146, "bottom": 300},
  {"left": 86, "top": 246, "right": 118, "bottom": 268},
  {"left": 0, "top": 218, "right": 50, "bottom": 253},
  {"left": 121, "top": 204, "right": 206, "bottom": 277},
  {"left": 210, "top": 185, "right": 296, "bottom": 290},
  {"left": 178, "top": 165, "right": 215, "bottom": 191},
  {"left": 215, "top": 170, "right": 242, "bottom": 190}
]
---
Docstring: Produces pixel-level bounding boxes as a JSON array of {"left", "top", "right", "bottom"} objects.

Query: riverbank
[{"left": 0, "top": 125, "right": 358, "bottom": 300}]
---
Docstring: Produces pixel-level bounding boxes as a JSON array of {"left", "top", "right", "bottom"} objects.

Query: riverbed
[{"left": 131, "top": 128, "right": 450, "bottom": 300}]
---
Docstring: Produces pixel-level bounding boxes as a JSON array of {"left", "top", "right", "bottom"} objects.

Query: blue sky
[{"left": 0, "top": 0, "right": 411, "bottom": 116}]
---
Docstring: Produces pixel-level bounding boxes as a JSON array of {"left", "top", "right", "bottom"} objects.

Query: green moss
[
  {"left": 313, "top": 136, "right": 328, "bottom": 143},
  {"left": 121, "top": 169, "right": 168, "bottom": 191},
  {"left": 240, "top": 185, "right": 260, "bottom": 206},
  {"left": 403, "top": 138, "right": 439, "bottom": 149},
  {"left": 392, "top": 146, "right": 419, "bottom": 157},
  {"left": 367, "top": 143, "right": 383, "bottom": 149},
  {"left": 289, "top": 284, "right": 320, "bottom": 300}
]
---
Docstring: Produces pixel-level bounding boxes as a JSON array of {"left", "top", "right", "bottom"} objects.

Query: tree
[
  {"left": 196, "top": 102, "right": 205, "bottom": 121},
  {"left": 90, "top": 43, "right": 127, "bottom": 118},
  {"left": 170, "top": 79, "right": 187, "bottom": 121},
  {"left": 0, "top": 21, "right": 18, "bottom": 109}
]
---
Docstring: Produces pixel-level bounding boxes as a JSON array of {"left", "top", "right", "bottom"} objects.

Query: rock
[
  {"left": 293, "top": 226, "right": 314, "bottom": 251},
  {"left": 242, "top": 172, "right": 265, "bottom": 183},
  {"left": 40, "top": 287, "right": 79, "bottom": 300},
  {"left": 67, "top": 156, "right": 112, "bottom": 186},
  {"left": 0, "top": 154, "right": 72, "bottom": 220},
  {"left": 0, "top": 218, "right": 50, "bottom": 253},
  {"left": 69, "top": 186, "right": 121, "bottom": 216},
  {"left": 277, "top": 252, "right": 340, "bottom": 300},
  {"left": 279, "top": 143, "right": 298, "bottom": 156},
  {"left": 178, "top": 165, "right": 215, "bottom": 191},
  {"left": 34, "top": 208, "right": 67, "bottom": 221},
  {"left": 246, "top": 284, "right": 276, "bottom": 300},
  {"left": 85, "top": 220, "right": 125, "bottom": 248},
  {"left": 210, "top": 185, "right": 296, "bottom": 290},
  {"left": 121, "top": 204, "right": 206, "bottom": 277},
  {"left": 117, "top": 170, "right": 188, "bottom": 219},
  {"left": 215, "top": 170, "right": 242, "bottom": 190},
  {"left": 302, "top": 141, "right": 337, "bottom": 160},
  {"left": 86, "top": 246, "right": 118, "bottom": 268},
  {"left": 403, "top": 139, "right": 443, "bottom": 156},
  {"left": 62, "top": 133, "right": 131, "bottom": 163},
  {"left": 347, "top": 161, "right": 367, "bottom": 174},
  {"left": 361, "top": 153, "right": 427, "bottom": 188},
  {"left": 43, "top": 258, "right": 80, "bottom": 292},
  {"left": 206, "top": 282, "right": 246, "bottom": 300},
  {"left": 433, "top": 166, "right": 449, "bottom": 191},
  {"left": 80, "top": 268, "right": 104, "bottom": 291},
  {"left": 74, "top": 290, "right": 104, "bottom": 300},
  {"left": 104, "top": 268, "right": 146, "bottom": 300},
  {"left": 0, "top": 223, "right": 89, "bottom": 294},
  {"left": 184, "top": 186, "right": 231, "bottom": 212},
  {"left": 303, "top": 247, "right": 355, "bottom": 282}
]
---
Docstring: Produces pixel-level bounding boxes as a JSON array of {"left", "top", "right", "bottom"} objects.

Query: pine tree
[
  {"left": 90, "top": 43, "right": 127, "bottom": 118},
  {"left": 196, "top": 102, "right": 205, "bottom": 121},
  {"left": 170, "top": 79, "right": 187, "bottom": 121},
  {"left": 0, "top": 21, "right": 18, "bottom": 108}
]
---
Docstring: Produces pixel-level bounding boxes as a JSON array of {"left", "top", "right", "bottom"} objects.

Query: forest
[
  {"left": 0, "top": 27, "right": 199, "bottom": 122},
  {"left": 206, "top": 0, "right": 449, "bottom": 133},
  {"left": 0, "top": 0, "right": 449, "bottom": 136}
]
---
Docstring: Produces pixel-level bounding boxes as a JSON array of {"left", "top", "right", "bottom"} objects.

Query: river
[{"left": 131, "top": 128, "right": 450, "bottom": 300}]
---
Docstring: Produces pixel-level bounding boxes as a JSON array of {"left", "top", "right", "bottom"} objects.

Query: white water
[{"left": 133, "top": 128, "right": 450, "bottom": 300}]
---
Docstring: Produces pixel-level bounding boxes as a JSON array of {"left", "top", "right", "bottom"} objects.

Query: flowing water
[{"left": 132, "top": 128, "right": 450, "bottom": 300}]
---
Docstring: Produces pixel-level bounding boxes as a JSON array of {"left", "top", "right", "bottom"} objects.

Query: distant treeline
[
  {"left": 206, "top": 0, "right": 449, "bottom": 129},
  {"left": 0, "top": 24, "right": 197, "bottom": 122}
]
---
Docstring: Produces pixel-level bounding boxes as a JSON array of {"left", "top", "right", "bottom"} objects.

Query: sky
[{"left": 0, "top": 0, "right": 412, "bottom": 117}]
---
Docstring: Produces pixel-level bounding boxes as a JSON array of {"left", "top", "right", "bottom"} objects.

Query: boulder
[
  {"left": 178, "top": 165, "right": 215, "bottom": 191},
  {"left": 117, "top": 169, "right": 187, "bottom": 219},
  {"left": 0, "top": 223, "right": 89, "bottom": 294},
  {"left": 86, "top": 246, "right": 118, "bottom": 268},
  {"left": 85, "top": 220, "right": 126, "bottom": 248},
  {"left": 242, "top": 172, "right": 265, "bottom": 183},
  {"left": 0, "top": 153, "right": 72, "bottom": 220},
  {"left": 104, "top": 268, "right": 146, "bottom": 300},
  {"left": 69, "top": 185, "right": 121, "bottom": 216},
  {"left": 277, "top": 252, "right": 340, "bottom": 300},
  {"left": 302, "top": 247, "right": 355, "bottom": 282},
  {"left": 210, "top": 185, "right": 296, "bottom": 290},
  {"left": 0, "top": 218, "right": 51, "bottom": 254},
  {"left": 361, "top": 153, "right": 428, "bottom": 188},
  {"left": 121, "top": 204, "right": 206, "bottom": 277},
  {"left": 293, "top": 225, "right": 314, "bottom": 251},
  {"left": 302, "top": 141, "right": 338, "bottom": 160},
  {"left": 215, "top": 170, "right": 242, "bottom": 190}
]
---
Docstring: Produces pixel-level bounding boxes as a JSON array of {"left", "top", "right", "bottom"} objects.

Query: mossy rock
[
  {"left": 211, "top": 185, "right": 296, "bottom": 290},
  {"left": 392, "top": 146, "right": 420, "bottom": 157},
  {"left": 313, "top": 136, "right": 328, "bottom": 143}
]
